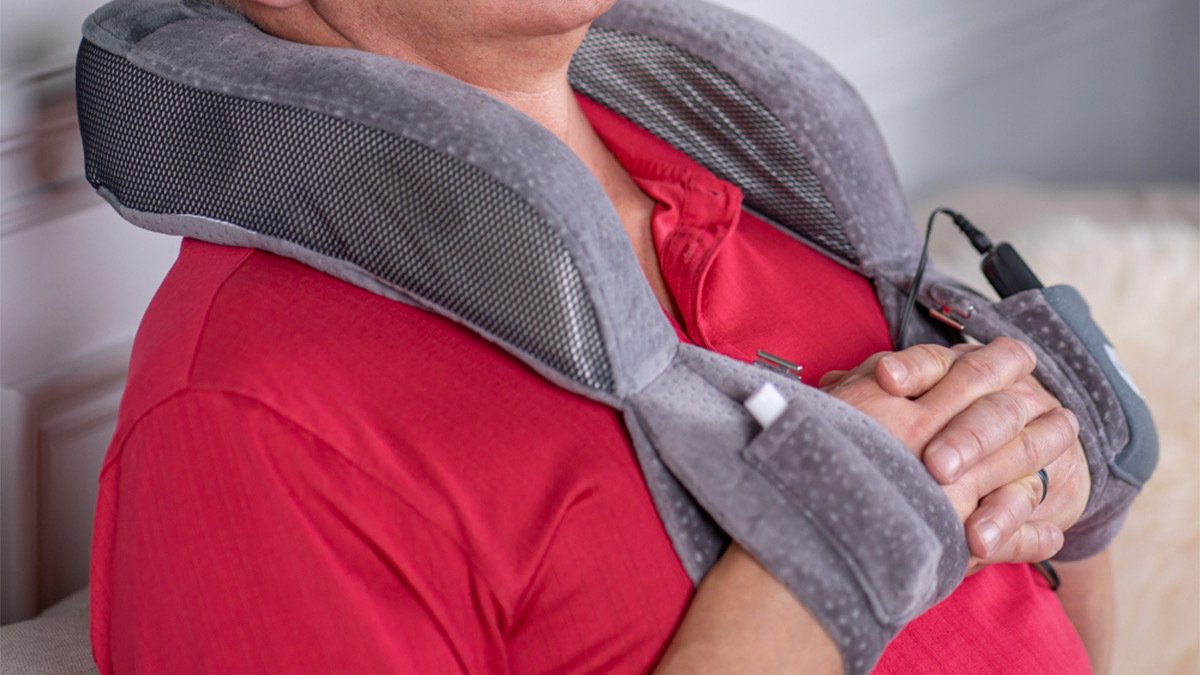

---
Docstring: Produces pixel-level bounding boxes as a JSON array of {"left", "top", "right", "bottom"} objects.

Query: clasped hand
[{"left": 819, "top": 338, "right": 1090, "bottom": 571}]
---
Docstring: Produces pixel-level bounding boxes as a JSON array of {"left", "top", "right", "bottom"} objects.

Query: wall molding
[
  {"left": 1, "top": 65, "right": 96, "bottom": 238},
  {"left": 1, "top": 340, "right": 132, "bottom": 624}
]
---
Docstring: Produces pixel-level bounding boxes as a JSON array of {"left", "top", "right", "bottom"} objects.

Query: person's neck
[
  {"left": 242, "top": 3, "right": 584, "bottom": 142},
  {"left": 242, "top": 2, "right": 679, "bottom": 321}
]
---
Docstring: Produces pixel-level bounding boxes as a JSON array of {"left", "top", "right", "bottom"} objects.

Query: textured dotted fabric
[
  {"left": 629, "top": 344, "right": 968, "bottom": 673},
  {"left": 927, "top": 277, "right": 1149, "bottom": 561}
]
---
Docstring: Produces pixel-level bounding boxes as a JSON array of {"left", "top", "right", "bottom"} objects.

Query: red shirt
[{"left": 90, "top": 96, "right": 1089, "bottom": 674}]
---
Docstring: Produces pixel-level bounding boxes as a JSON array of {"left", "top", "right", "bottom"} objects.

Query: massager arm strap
[
  {"left": 627, "top": 346, "right": 967, "bottom": 673},
  {"left": 920, "top": 275, "right": 1157, "bottom": 560}
]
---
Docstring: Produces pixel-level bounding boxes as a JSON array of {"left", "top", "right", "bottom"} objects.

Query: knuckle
[
  {"left": 990, "top": 391, "right": 1027, "bottom": 432},
  {"left": 959, "top": 471, "right": 984, "bottom": 503},
  {"left": 1015, "top": 378, "right": 1056, "bottom": 415},
  {"left": 997, "top": 500, "right": 1023, "bottom": 532},
  {"left": 832, "top": 379, "right": 873, "bottom": 407},
  {"left": 957, "top": 425, "right": 988, "bottom": 463},
  {"left": 1017, "top": 428, "right": 1042, "bottom": 472},
  {"left": 1009, "top": 377, "right": 1038, "bottom": 398},
  {"left": 1048, "top": 410, "right": 1079, "bottom": 453},
  {"left": 960, "top": 351, "right": 1004, "bottom": 389},
  {"left": 1038, "top": 525, "right": 1061, "bottom": 558},
  {"left": 993, "top": 482, "right": 1039, "bottom": 532},
  {"left": 1021, "top": 526, "right": 1052, "bottom": 562},
  {"left": 906, "top": 415, "right": 938, "bottom": 447},
  {"left": 909, "top": 343, "right": 953, "bottom": 371},
  {"left": 1031, "top": 528, "right": 1049, "bottom": 559},
  {"left": 995, "top": 337, "right": 1037, "bottom": 371},
  {"left": 1024, "top": 477, "right": 1043, "bottom": 512},
  {"left": 857, "top": 352, "right": 890, "bottom": 377},
  {"left": 1010, "top": 530, "right": 1031, "bottom": 561},
  {"left": 818, "top": 369, "right": 847, "bottom": 388},
  {"left": 911, "top": 343, "right": 950, "bottom": 359},
  {"left": 1049, "top": 529, "right": 1065, "bottom": 556}
]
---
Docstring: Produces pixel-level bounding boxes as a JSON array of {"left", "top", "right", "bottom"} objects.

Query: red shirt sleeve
[{"left": 91, "top": 390, "right": 508, "bottom": 674}]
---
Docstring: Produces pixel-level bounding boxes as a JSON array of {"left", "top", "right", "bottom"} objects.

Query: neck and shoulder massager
[{"left": 76, "top": 0, "right": 1157, "bottom": 670}]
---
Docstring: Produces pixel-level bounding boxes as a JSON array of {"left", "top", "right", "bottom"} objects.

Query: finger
[
  {"left": 965, "top": 557, "right": 986, "bottom": 576},
  {"left": 874, "top": 343, "right": 981, "bottom": 398},
  {"left": 818, "top": 369, "right": 849, "bottom": 388},
  {"left": 1028, "top": 438, "right": 1090, "bottom": 530},
  {"left": 916, "top": 337, "right": 1038, "bottom": 423},
  {"left": 923, "top": 384, "right": 1055, "bottom": 483},
  {"left": 839, "top": 351, "right": 890, "bottom": 380},
  {"left": 1016, "top": 374, "right": 1061, "bottom": 412},
  {"left": 875, "top": 343, "right": 959, "bottom": 397},
  {"left": 964, "top": 474, "right": 1045, "bottom": 558},
  {"left": 821, "top": 352, "right": 891, "bottom": 394},
  {"left": 818, "top": 354, "right": 894, "bottom": 410},
  {"left": 979, "top": 520, "right": 1064, "bottom": 565},
  {"left": 961, "top": 407, "right": 1080, "bottom": 503}
]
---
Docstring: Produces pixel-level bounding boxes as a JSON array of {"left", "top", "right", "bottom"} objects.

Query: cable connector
[
  {"left": 943, "top": 208, "right": 994, "bottom": 254},
  {"left": 895, "top": 207, "right": 1044, "bottom": 348}
]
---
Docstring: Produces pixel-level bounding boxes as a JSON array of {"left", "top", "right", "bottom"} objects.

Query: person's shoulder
[
  {"left": 122, "top": 239, "right": 621, "bottom": 460},
  {"left": 131, "top": 239, "right": 484, "bottom": 402},
  {"left": 109, "top": 241, "right": 673, "bottom": 627}
]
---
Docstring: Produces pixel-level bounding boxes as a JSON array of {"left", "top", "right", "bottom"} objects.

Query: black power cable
[{"left": 895, "top": 207, "right": 1044, "bottom": 348}]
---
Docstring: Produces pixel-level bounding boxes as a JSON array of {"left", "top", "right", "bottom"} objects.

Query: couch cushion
[{"left": 0, "top": 588, "right": 95, "bottom": 674}]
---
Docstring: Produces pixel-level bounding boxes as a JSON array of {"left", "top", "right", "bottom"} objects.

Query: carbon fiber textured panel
[
  {"left": 76, "top": 41, "right": 616, "bottom": 393},
  {"left": 571, "top": 27, "right": 857, "bottom": 265}
]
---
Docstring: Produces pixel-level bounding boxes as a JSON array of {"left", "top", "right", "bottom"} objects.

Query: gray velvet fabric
[
  {"left": 629, "top": 346, "right": 966, "bottom": 672},
  {"left": 79, "top": 0, "right": 1154, "bottom": 669},
  {"left": 121, "top": 16, "right": 678, "bottom": 402},
  {"left": 594, "top": 0, "right": 925, "bottom": 331},
  {"left": 82, "top": 0, "right": 234, "bottom": 56},
  {"left": 1042, "top": 286, "right": 1158, "bottom": 488},
  {"left": 921, "top": 275, "right": 1156, "bottom": 560}
]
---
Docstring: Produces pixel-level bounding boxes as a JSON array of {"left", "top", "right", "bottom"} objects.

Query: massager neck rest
[{"left": 76, "top": 0, "right": 1157, "bottom": 670}]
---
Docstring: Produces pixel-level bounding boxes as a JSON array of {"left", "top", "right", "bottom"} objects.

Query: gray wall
[
  {"left": 4, "top": 0, "right": 1197, "bottom": 196},
  {"left": 709, "top": 0, "right": 1199, "bottom": 197}
]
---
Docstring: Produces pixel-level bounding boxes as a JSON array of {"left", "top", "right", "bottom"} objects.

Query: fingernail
[
  {"left": 882, "top": 357, "right": 908, "bottom": 385},
  {"left": 1051, "top": 528, "right": 1064, "bottom": 550},
  {"left": 928, "top": 446, "right": 962, "bottom": 482},
  {"left": 979, "top": 521, "right": 1001, "bottom": 555}
]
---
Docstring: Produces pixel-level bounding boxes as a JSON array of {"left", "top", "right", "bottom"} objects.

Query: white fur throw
[{"left": 915, "top": 182, "right": 1200, "bottom": 675}]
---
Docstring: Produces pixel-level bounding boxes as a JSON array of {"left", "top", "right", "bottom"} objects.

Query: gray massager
[{"left": 77, "top": 0, "right": 1157, "bottom": 670}]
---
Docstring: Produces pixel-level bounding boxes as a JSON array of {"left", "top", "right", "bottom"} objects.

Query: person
[{"left": 89, "top": 0, "right": 1115, "bottom": 672}]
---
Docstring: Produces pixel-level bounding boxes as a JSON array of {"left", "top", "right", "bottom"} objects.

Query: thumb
[{"left": 875, "top": 344, "right": 965, "bottom": 397}]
